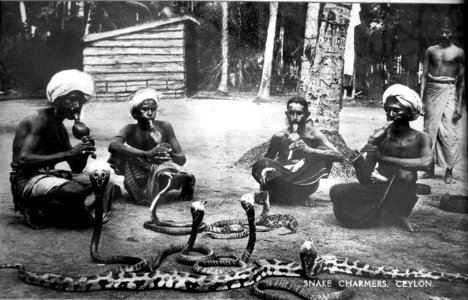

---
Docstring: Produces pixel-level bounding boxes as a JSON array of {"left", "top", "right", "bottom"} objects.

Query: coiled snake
[
  {"left": 2, "top": 162, "right": 466, "bottom": 298},
  {"left": 175, "top": 200, "right": 216, "bottom": 265},
  {"left": 204, "top": 192, "right": 298, "bottom": 239},
  {"left": 143, "top": 172, "right": 206, "bottom": 235},
  {"left": 193, "top": 193, "right": 257, "bottom": 275}
]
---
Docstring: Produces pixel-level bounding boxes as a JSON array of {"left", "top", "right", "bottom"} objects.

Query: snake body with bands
[
  {"left": 143, "top": 172, "right": 206, "bottom": 235},
  {"left": 176, "top": 200, "right": 216, "bottom": 265},
  {"left": 193, "top": 194, "right": 257, "bottom": 275}
]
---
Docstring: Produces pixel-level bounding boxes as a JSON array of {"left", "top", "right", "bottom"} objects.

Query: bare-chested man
[
  {"left": 108, "top": 88, "right": 194, "bottom": 206},
  {"left": 10, "top": 70, "right": 112, "bottom": 229},
  {"left": 330, "top": 84, "right": 432, "bottom": 232},
  {"left": 420, "top": 17, "right": 465, "bottom": 184},
  {"left": 251, "top": 96, "right": 344, "bottom": 206}
]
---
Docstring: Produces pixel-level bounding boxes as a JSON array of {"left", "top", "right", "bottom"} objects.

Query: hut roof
[{"left": 83, "top": 15, "right": 199, "bottom": 44}]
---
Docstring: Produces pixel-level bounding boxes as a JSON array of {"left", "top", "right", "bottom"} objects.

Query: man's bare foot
[
  {"left": 253, "top": 191, "right": 268, "bottom": 204},
  {"left": 445, "top": 168, "right": 456, "bottom": 184},
  {"left": 24, "top": 208, "right": 46, "bottom": 229},
  {"left": 396, "top": 217, "right": 418, "bottom": 233}
]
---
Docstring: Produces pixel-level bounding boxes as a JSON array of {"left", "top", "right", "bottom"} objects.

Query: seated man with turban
[
  {"left": 10, "top": 69, "right": 114, "bottom": 229},
  {"left": 108, "top": 88, "right": 194, "bottom": 206},
  {"left": 330, "top": 84, "right": 432, "bottom": 232},
  {"left": 251, "top": 96, "right": 344, "bottom": 206}
]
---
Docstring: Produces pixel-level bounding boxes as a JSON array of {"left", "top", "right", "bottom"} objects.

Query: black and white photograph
[{"left": 0, "top": 1, "right": 466, "bottom": 299}]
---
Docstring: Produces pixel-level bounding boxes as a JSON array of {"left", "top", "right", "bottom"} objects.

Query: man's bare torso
[
  {"left": 427, "top": 44, "right": 464, "bottom": 78},
  {"left": 275, "top": 123, "right": 323, "bottom": 164},
  {"left": 12, "top": 108, "right": 70, "bottom": 169},
  {"left": 124, "top": 120, "right": 169, "bottom": 151},
  {"left": 377, "top": 127, "right": 426, "bottom": 176}
]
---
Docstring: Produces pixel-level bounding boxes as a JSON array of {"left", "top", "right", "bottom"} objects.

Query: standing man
[
  {"left": 108, "top": 88, "right": 195, "bottom": 206},
  {"left": 251, "top": 96, "right": 344, "bottom": 206},
  {"left": 354, "top": 10, "right": 372, "bottom": 97},
  {"left": 10, "top": 69, "right": 113, "bottom": 229},
  {"left": 420, "top": 17, "right": 465, "bottom": 184}
]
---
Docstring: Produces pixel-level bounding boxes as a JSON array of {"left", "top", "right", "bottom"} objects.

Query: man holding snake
[
  {"left": 330, "top": 84, "right": 432, "bottom": 232},
  {"left": 108, "top": 88, "right": 194, "bottom": 206},
  {"left": 10, "top": 69, "right": 113, "bottom": 229},
  {"left": 251, "top": 96, "right": 344, "bottom": 206}
]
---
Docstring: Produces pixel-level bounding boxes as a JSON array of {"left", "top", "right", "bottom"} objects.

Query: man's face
[
  {"left": 285, "top": 102, "right": 309, "bottom": 125},
  {"left": 135, "top": 99, "right": 158, "bottom": 120},
  {"left": 54, "top": 91, "right": 87, "bottom": 120},
  {"left": 438, "top": 28, "right": 452, "bottom": 43},
  {"left": 384, "top": 97, "right": 411, "bottom": 122}
]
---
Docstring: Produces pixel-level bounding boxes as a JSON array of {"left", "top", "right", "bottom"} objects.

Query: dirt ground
[{"left": 0, "top": 97, "right": 467, "bottom": 300}]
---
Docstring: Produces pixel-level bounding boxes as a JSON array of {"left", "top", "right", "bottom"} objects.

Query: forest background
[{"left": 0, "top": 1, "right": 464, "bottom": 102}]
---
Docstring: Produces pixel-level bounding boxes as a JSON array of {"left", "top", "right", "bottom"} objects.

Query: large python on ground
[
  {"left": 0, "top": 241, "right": 346, "bottom": 294},
  {"left": 143, "top": 172, "right": 206, "bottom": 235},
  {"left": 300, "top": 240, "right": 468, "bottom": 283}
]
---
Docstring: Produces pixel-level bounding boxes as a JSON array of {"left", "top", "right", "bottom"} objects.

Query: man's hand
[
  {"left": 289, "top": 139, "right": 309, "bottom": 153},
  {"left": 146, "top": 143, "right": 172, "bottom": 162},
  {"left": 69, "top": 142, "right": 96, "bottom": 159},
  {"left": 453, "top": 107, "right": 462, "bottom": 122},
  {"left": 360, "top": 143, "right": 382, "bottom": 160}
]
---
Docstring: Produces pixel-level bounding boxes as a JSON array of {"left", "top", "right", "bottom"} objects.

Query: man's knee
[
  {"left": 329, "top": 184, "right": 343, "bottom": 202},
  {"left": 53, "top": 181, "right": 89, "bottom": 202}
]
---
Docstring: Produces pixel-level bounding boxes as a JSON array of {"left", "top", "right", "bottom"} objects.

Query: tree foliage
[{"left": 0, "top": 2, "right": 464, "bottom": 97}]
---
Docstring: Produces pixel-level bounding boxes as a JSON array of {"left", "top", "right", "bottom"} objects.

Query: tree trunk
[
  {"left": 300, "top": 3, "right": 320, "bottom": 90},
  {"left": 303, "top": 3, "right": 351, "bottom": 131},
  {"left": 217, "top": 2, "right": 229, "bottom": 94},
  {"left": 19, "top": 1, "right": 27, "bottom": 25},
  {"left": 256, "top": 2, "right": 278, "bottom": 100}
]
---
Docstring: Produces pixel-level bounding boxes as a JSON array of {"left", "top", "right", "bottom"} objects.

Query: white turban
[
  {"left": 46, "top": 69, "right": 94, "bottom": 102},
  {"left": 382, "top": 84, "right": 423, "bottom": 121},
  {"left": 129, "top": 88, "right": 160, "bottom": 112}
]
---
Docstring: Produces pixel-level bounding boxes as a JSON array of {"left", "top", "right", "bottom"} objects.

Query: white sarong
[{"left": 423, "top": 75, "right": 460, "bottom": 168}]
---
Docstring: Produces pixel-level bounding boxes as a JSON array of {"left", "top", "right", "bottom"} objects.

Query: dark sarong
[
  {"left": 330, "top": 174, "right": 418, "bottom": 228},
  {"left": 252, "top": 156, "right": 332, "bottom": 205},
  {"left": 10, "top": 169, "right": 113, "bottom": 224}
]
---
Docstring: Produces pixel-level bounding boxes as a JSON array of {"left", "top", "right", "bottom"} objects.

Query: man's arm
[
  {"left": 453, "top": 49, "right": 465, "bottom": 121},
  {"left": 365, "top": 133, "right": 432, "bottom": 171},
  {"left": 17, "top": 118, "right": 94, "bottom": 172},
  {"left": 161, "top": 121, "right": 186, "bottom": 166},
  {"left": 293, "top": 129, "right": 344, "bottom": 162},
  {"left": 264, "top": 134, "right": 281, "bottom": 159},
  {"left": 108, "top": 125, "right": 149, "bottom": 158},
  {"left": 420, "top": 48, "right": 430, "bottom": 106}
]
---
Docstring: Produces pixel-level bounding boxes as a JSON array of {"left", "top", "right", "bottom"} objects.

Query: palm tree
[
  {"left": 300, "top": 3, "right": 320, "bottom": 91},
  {"left": 217, "top": 2, "right": 229, "bottom": 94},
  {"left": 305, "top": 3, "right": 351, "bottom": 131},
  {"left": 256, "top": 2, "right": 278, "bottom": 101}
]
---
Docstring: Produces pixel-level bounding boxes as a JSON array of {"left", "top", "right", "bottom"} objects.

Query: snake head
[
  {"left": 191, "top": 200, "right": 206, "bottom": 220},
  {"left": 87, "top": 160, "right": 111, "bottom": 194},
  {"left": 300, "top": 240, "right": 318, "bottom": 277},
  {"left": 240, "top": 193, "right": 255, "bottom": 218}
]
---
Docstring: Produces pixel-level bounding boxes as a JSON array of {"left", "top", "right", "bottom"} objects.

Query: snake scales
[
  {"left": 2, "top": 162, "right": 467, "bottom": 298},
  {"left": 143, "top": 172, "right": 206, "bottom": 235},
  {"left": 204, "top": 192, "right": 298, "bottom": 239},
  {"left": 193, "top": 194, "right": 257, "bottom": 275}
]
